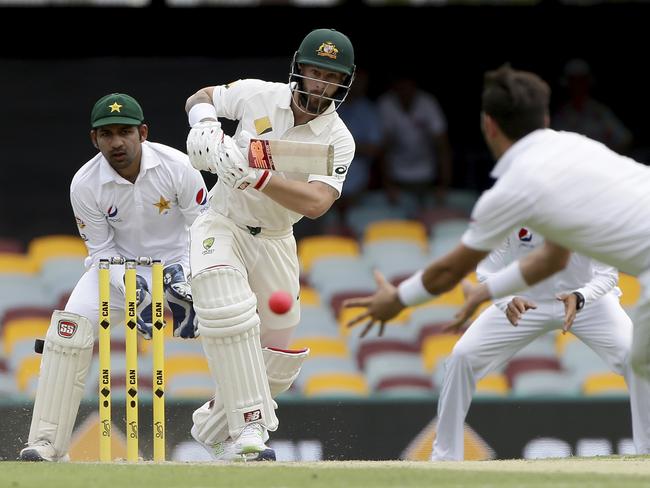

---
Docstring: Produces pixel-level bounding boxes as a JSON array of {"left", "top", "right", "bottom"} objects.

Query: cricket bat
[{"left": 248, "top": 138, "right": 334, "bottom": 176}]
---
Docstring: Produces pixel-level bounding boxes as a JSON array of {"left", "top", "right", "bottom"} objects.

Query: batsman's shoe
[
  {"left": 19, "top": 441, "right": 70, "bottom": 462},
  {"left": 190, "top": 425, "right": 275, "bottom": 462}
]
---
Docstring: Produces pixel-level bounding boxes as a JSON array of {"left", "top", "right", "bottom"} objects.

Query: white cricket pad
[
  {"left": 28, "top": 311, "right": 94, "bottom": 457},
  {"left": 193, "top": 266, "right": 277, "bottom": 437},
  {"left": 191, "top": 346, "right": 310, "bottom": 445}
]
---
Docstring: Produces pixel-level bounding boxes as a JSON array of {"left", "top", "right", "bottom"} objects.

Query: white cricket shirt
[
  {"left": 209, "top": 79, "right": 355, "bottom": 231},
  {"left": 477, "top": 227, "right": 620, "bottom": 305},
  {"left": 71, "top": 141, "right": 208, "bottom": 268},
  {"left": 462, "top": 129, "right": 650, "bottom": 276}
]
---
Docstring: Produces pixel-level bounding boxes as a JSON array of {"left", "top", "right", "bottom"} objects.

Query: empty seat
[
  {"left": 0, "top": 254, "right": 37, "bottom": 274},
  {"left": 3, "top": 317, "right": 50, "bottom": 356},
  {"left": 28, "top": 235, "right": 87, "bottom": 270},
  {"left": 363, "top": 220, "right": 428, "bottom": 248},
  {"left": 511, "top": 370, "right": 579, "bottom": 397},
  {"left": 475, "top": 373, "right": 510, "bottom": 397},
  {"left": 298, "top": 236, "right": 360, "bottom": 273},
  {"left": 619, "top": 273, "right": 641, "bottom": 308},
  {"left": 303, "top": 372, "right": 368, "bottom": 397},
  {"left": 0, "top": 238, "right": 24, "bottom": 254},
  {"left": 299, "top": 286, "right": 321, "bottom": 307},
  {"left": 583, "top": 372, "right": 628, "bottom": 396},
  {"left": 40, "top": 257, "right": 85, "bottom": 298},
  {"left": 504, "top": 357, "right": 562, "bottom": 387},
  {"left": 289, "top": 337, "right": 349, "bottom": 358},
  {"left": 421, "top": 334, "right": 461, "bottom": 373},
  {"left": 345, "top": 205, "right": 409, "bottom": 238}
]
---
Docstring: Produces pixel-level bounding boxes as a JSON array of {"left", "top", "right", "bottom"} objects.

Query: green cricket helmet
[{"left": 290, "top": 28, "right": 356, "bottom": 115}]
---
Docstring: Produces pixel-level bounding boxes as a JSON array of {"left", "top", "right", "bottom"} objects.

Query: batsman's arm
[{"left": 261, "top": 179, "right": 339, "bottom": 219}]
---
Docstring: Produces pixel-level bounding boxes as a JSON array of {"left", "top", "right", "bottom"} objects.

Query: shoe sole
[{"left": 19, "top": 449, "right": 47, "bottom": 462}]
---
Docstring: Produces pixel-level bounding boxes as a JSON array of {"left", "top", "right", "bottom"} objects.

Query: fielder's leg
[
  {"left": 19, "top": 311, "right": 94, "bottom": 461},
  {"left": 631, "top": 271, "right": 650, "bottom": 380},
  {"left": 572, "top": 293, "right": 650, "bottom": 453},
  {"left": 192, "top": 266, "right": 277, "bottom": 458},
  {"left": 432, "top": 304, "right": 551, "bottom": 461},
  {"left": 191, "top": 345, "right": 309, "bottom": 459}
]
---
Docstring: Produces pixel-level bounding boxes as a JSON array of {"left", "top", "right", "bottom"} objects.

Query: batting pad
[
  {"left": 28, "top": 311, "right": 94, "bottom": 456},
  {"left": 192, "top": 347, "right": 310, "bottom": 445},
  {"left": 193, "top": 267, "right": 277, "bottom": 438}
]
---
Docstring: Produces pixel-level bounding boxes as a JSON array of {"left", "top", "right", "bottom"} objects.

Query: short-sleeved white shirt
[
  {"left": 71, "top": 141, "right": 208, "bottom": 268},
  {"left": 462, "top": 129, "right": 650, "bottom": 276},
  {"left": 209, "top": 79, "right": 355, "bottom": 231}
]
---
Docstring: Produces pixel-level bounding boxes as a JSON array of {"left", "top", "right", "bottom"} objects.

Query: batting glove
[
  {"left": 163, "top": 263, "right": 199, "bottom": 339},
  {"left": 186, "top": 120, "right": 223, "bottom": 173},
  {"left": 216, "top": 135, "right": 272, "bottom": 191}
]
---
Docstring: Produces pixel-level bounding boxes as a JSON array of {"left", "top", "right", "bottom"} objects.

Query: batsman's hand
[
  {"left": 186, "top": 120, "right": 223, "bottom": 173},
  {"left": 342, "top": 270, "right": 404, "bottom": 338},
  {"left": 215, "top": 135, "right": 270, "bottom": 191},
  {"left": 505, "top": 296, "right": 537, "bottom": 326},
  {"left": 556, "top": 293, "right": 577, "bottom": 334}
]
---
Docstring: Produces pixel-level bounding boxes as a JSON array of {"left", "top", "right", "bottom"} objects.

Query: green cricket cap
[{"left": 91, "top": 93, "right": 144, "bottom": 128}]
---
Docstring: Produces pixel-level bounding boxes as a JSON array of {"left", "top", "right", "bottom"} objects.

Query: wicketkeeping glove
[
  {"left": 186, "top": 120, "right": 224, "bottom": 173},
  {"left": 135, "top": 274, "right": 153, "bottom": 340},
  {"left": 163, "top": 263, "right": 199, "bottom": 339}
]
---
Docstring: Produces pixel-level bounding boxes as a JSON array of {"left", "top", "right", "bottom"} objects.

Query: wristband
[
  {"left": 485, "top": 261, "right": 527, "bottom": 299},
  {"left": 253, "top": 170, "right": 272, "bottom": 191},
  {"left": 397, "top": 270, "right": 436, "bottom": 307},
  {"left": 188, "top": 103, "right": 218, "bottom": 127},
  {"left": 573, "top": 291, "right": 585, "bottom": 311}
]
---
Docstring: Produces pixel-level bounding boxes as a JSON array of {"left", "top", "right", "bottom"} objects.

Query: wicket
[{"left": 98, "top": 257, "right": 165, "bottom": 462}]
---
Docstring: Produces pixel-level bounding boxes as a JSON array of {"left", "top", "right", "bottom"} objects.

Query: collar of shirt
[
  {"left": 98, "top": 142, "right": 162, "bottom": 185},
  {"left": 283, "top": 83, "right": 338, "bottom": 136},
  {"left": 490, "top": 128, "right": 552, "bottom": 179}
]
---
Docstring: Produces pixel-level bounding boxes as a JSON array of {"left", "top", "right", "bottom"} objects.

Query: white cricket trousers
[{"left": 432, "top": 292, "right": 650, "bottom": 460}]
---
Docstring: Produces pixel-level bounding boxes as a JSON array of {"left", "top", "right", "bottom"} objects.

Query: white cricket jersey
[
  {"left": 209, "top": 79, "right": 355, "bottom": 231},
  {"left": 462, "top": 129, "right": 650, "bottom": 276},
  {"left": 477, "top": 227, "right": 620, "bottom": 305},
  {"left": 71, "top": 141, "right": 208, "bottom": 268}
]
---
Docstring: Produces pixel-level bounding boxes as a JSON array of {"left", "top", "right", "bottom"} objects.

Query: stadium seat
[
  {"left": 0, "top": 253, "right": 37, "bottom": 274},
  {"left": 415, "top": 207, "right": 470, "bottom": 233},
  {"left": 619, "top": 273, "right": 641, "bottom": 308},
  {"left": 3, "top": 317, "right": 50, "bottom": 355},
  {"left": 582, "top": 372, "right": 628, "bottom": 396},
  {"left": 27, "top": 235, "right": 87, "bottom": 270},
  {"left": 39, "top": 256, "right": 85, "bottom": 298},
  {"left": 421, "top": 334, "right": 461, "bottom": 373},
  {"left": 303, "top": 372, "right": 369, "bottom": 397},
  {"left": 511, "top": 370, "right": 580, "bottom": 397},
  {"left": 289, "top": 337, "right": 349, "bottom": 358},
  {"left": 555, "top": 331, "right": 579, "bottom": 357},
  {"left": 344, "top": 205, "right": 409, "bottom": 238},
  {"left": 430, "top": 218, "right": 471, "bottom": 240},
  {"left": 293, "top": 305, "right": 339, "bottom": 338},
  {"left": 504, "top": 357, "right": 562, "bottom": 387},
  {"left": 297, "top": 236, "right": 360, "bottom": 273},
  {"left": 363, "top": 220, "right": 428, "bottom": 249},
  {"left": 475, "top": 373, "right": 510, "bottom": 397},
  {"left": 560, "top": 339, "right": 611, "bottom": 383},
  {"left": 15, "top": 354, "right": 42, "bottom": 392},
  {"left": 299, "top": 286, "right": 321, "bottom": 306},
  {"left": 0, "top": 238, "right": 24, "bottom": 254}
]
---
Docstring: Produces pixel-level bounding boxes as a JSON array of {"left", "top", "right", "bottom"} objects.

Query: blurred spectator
[
  {"left": 335, "top": 68, "right": 383, "bottom": 221},
  {"left": 553, "top": 59, "right": 632, "bottom": 154},
  {"left": 377, "top": 76, "right": 452, "bottom": 207}
]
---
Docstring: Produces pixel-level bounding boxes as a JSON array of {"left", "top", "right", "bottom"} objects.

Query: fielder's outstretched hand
[
  {"left": 445, "top": 279, "right": 491, "bottom": 332},
  {"left": 505, "top": 296, "right": 537, "bottom": 326},
  {"left": 343, "top": 270, "right": 404, "bottom": 338}
]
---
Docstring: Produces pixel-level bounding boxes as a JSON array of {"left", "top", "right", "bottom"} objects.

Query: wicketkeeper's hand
[
  {"left": 186, "top": 120, "right": 223, "bottom": 173},
  {"left": 135, "top": 274, "right": 153, "bottom": 340},
  {"left": 163, "top": 263, "right": 199, "bottom": 339},
  {"left": 215, "top": 134, "right": 271, "bottom": 191}
]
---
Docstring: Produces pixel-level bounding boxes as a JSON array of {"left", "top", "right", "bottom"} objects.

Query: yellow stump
[
  {"left": 98, "top": 259, "right": 112, "bottom": 462},
  {"left": 124, "top": 259, "right": 139, "bottom": 462},
  {"left": 151, "top": 260, "right": 165, "bottom": 462}
]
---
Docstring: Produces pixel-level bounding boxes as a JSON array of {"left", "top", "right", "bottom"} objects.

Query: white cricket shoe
[
  {"left": 19, "top": 441, "right": 69, "bottom": 462},
  {"left": 190, "top": 424, "right": 275, "bottom": 462}
]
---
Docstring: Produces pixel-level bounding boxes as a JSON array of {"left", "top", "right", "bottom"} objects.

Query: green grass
[{"left": 2, "top": 458, "right": 650, "bottom": 488}]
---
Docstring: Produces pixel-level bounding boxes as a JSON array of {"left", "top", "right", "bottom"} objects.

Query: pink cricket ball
[{"left": 269, "top": 290, "right": 293, "bottom": 314}]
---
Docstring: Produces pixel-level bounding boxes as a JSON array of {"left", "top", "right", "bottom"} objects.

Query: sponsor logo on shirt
[
  {"left": 196, "top": 188, "right": 207, "bottom": 205},
  {"left": 75, "top": 216, "right": 86, "bottom": 229},
  {"left": 202, "top": 237, "right": 215, "bottom": 255},
  {"left": 518, "top": 228, "right": 533, "bottom": 242},
  {"left": 106, "top": 205, "right": 122, "bottom": 223}
]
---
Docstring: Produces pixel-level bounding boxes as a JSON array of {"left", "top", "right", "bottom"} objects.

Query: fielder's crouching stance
[{"left": 19, "top": 92, "right": 207, "bottom": 462}]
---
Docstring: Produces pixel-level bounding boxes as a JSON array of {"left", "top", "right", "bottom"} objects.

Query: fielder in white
[
  {"left": 19, "top": 93, "right": 208, "bottom": 462},
  {"left": 432, "top": 227, "right": 650, "bottom": 460},
  {"left": 345, "top": 65, "right": 650, "bottom": 439},
  {"left": 184, "top": 28, "right": 356, "bottom": 461}
]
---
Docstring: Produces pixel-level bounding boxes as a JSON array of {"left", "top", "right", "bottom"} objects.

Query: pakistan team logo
[{"left": 202, "top": 237, "right": 215, "bottom": 255}]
